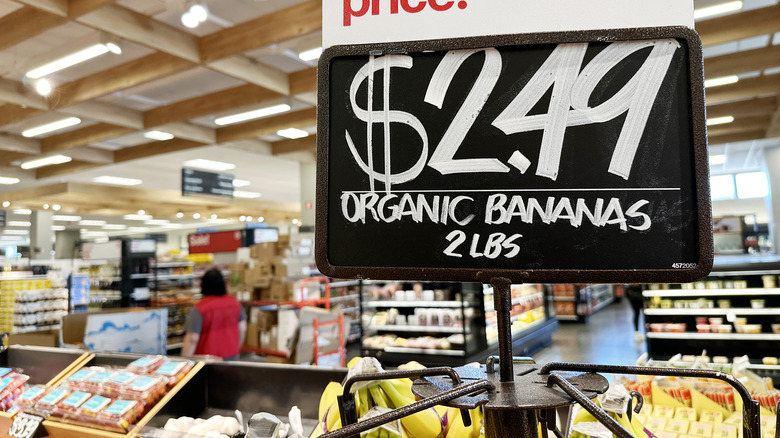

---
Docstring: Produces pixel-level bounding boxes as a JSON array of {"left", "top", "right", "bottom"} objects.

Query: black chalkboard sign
[
  {"left": 181, "top": 168, "right": 233, "bottom": 198},
  {"left": 316, "top": 27, "right": 712, "bottom": 283}
]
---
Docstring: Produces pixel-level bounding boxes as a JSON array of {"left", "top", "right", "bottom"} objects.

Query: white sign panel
[{"left": 323, "top": 0, "right": 693, "bottom": 47}]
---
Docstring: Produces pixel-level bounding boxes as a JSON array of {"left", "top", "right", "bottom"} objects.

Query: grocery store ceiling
[{"left": 0, "top": 0, "right": 779, "bottom": 224}]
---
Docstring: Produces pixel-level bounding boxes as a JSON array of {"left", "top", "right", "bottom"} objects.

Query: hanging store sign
[
  {"left": 323, "top": 0, "right": 693, "bottom": 47},
  {"left": 315, "top": 28, "right": 712, "bottom": 283},
  {"left": 188, "top": 230, "right": 245, "bottom": 254},
  {"left": 181, "top": 168, "right": 234, "bottom": 198}
]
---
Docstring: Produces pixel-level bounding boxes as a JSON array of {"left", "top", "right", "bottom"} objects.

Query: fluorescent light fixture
[
  {"left": 126, "top": 227, "right": 149, "bottom": 233},
  {"left": 35, "top": 79, "right": 52, "bottom": 96},
  {"left": 51, "top": 225, "right": 66, "bottom": 231},
  {"left": 7, "top": 221, "right": 31, "bottom": 227},
  {"left": 705, "top": 75, "right": 739, "bottom": 88},
  {"left": 105, "top": 42, "right": 121, "bottom": 54},
  {"left": 0, "top": 236, "right": 24, "bottom": 241},
  {"left": 183, "top": 158, "right": 236, "bottom": 171},
  {"left": 143, "top": 130, "right": 174, "bottom": 141},
  {"left": 52, "top": 215, "right": 81, "bottom": 222},
  {"left": 299, "top": 47, "right": 323, "bottom": 61},
  {"left": 0, "top": 177, "right": 20, "bottom": 185},
  {"left": 233, "top": 190, "right": 261, "bottom": 199},
  {"left": 233, "top": 179, "right": 250, "bottom": 187},
  {"left": 102, "top": 224, "right": 127, "bottom": 230},
  {"left": 707, "top": 116, "right": 734, "bottom": 126},
  {"left": 709, "top": 154, "right": 726, "bottom": 165},
  {"left": 710, "top": 175, "right": 736, "bottom": 200},
  {"left": 93, "top": 176, "right": 143, "bottom": 186},
  {"left": 26, "top": 44, "right": 111, "bottom": 79},
  {"left": 3, "top": 230, "right": 28, "bottom": 235},
  {"left": 694, "top": 1, "right": 742, "bottom": 19},
  {"left": 123, "top": 214, "right": 153, "bottom": 220},
  {"left": 22, "top": 118, "right": 81, "bottom": 138},
  {"left": 144, "top": 219, "right": 170, "bottom": 225},
  {"left": 13, "top": 209, "right": 31, "bottom": 215},
  {"left": 277, "top": 128, "right": 309, "bottom": 139},
  {"left": 181, "top": 11, "right": 199, "bottom": 28},
  {"left": 190, "top": 4, "right": 209, "bottom": 22},
  {"left": 214, "top": 104, "right": 291, "bottom": 126},
  {"left": 79, "top": 220, "right": 107, "bottom": 226},
  {"left": 736, "top": 171, "right": 769, "bottom": 199}
]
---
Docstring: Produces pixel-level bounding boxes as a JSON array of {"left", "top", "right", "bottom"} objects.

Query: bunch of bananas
[{"left": 311, "top": 358, "right": 484, "bottom": 438}]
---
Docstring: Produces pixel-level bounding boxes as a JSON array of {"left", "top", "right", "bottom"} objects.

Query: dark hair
[{"left": 201, "top": 268, "right": 227, "bottom": 296}]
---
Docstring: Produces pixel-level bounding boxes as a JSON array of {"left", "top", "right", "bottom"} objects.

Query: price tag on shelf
[{"left": 8, "top": 412, "right": 45, "bottom": 438}]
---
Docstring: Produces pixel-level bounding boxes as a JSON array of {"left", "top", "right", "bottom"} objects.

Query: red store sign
[{"left": 188, "top": 230, "right": 244, "bottom": 253}]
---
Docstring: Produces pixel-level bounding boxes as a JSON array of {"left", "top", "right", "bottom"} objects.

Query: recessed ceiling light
[
  {"left": 143, "top": 131, "right": 174, "bottom": 141},
  {"left": 694, "top": 1, "right": 742, "bottom": 19},
  {"left": 192, "top": 213, "right": 201, "bottom": 219},
  {"left": 257, "top": 216, "right": 264, "bottom": 223},
  {"left": 299, "top": 47, "right": 323, "bottom": 61},
  {"left": 105, "top": 42, "right": 122, "bottom": 54},
  {"left": 93, "top": 176, "right": 143, "bottom": 186},
  {"left": 7, "top": 221, "right": 31, "bottom": 227},
  {"left": 707, "top": 116, "right": 734, "bottom": 126},
  {"left": 3, "top": 230, "right": 28, "bottom": 235},
  {"left": 209, "top": 214, "right": 218, "bottom": 220},
  {"left": 22, "top": 118, "right": 81, "bottom": 138},
  {"left": 277, "top": 128, "right": 309, "bottom": 139},
  {"left": 233, "top": 190, "right": 261, "bottom": 199},
  {"left": 52, "top": 204, "right": 61, "bottom": 211},
  {"left": 1, "top": 201, "right": 9, "bottom": 208},
  {"left": 13, "top": 209, "right": 31, "bottom": 215},
  {"left": 53, "top": 215, "right": 81, "bottom": 222},
  {"left": 34, "top": 79, "right": 52, "bottom": 96},
  {"left": 183, "top": 159, "right": 236, "bottom": 171},
  {"left": 79, "top": 220, "right": 107, "bottom": 226},
  {"left": 137, "top": 210, "right": 145, "bottom": 215},
  {"left": 246, "top": 216, "right": 253, "bottom": 221},
  {"left": 292, "top": 218, "right": 300, "bottom": 225},
  {"left": 20, "top": 154, "right": 73, "bottom": 170},
  {"left": 190, "top": 4, "right": 209, "bottom": 22},
  {"left": 176, "top": 212, "right": 184, "bottom": 219},
  {"left": 26, "top": 44, "right": 114, "bottom": 79},
  {"left": 233, "top": 179, "right": 250, "bottom": 187},
  {"left": 145, "top": 219, "right": 170, "bottom": 225},
  {"left": 52, "top": 225, "right": 66, "bottom": 231},
  {"left": 239, "top": 216, "right": 246, "bottom": 221},
  {"left": 704, "top": 75, "right": 739, "bottom": 88},
  {"left": 102, "top": 224, "right": 127, "bottom": 230},
  {"left": 123, "top": 214, "right": 153, "bottom": 220},
  {"left": 0, "top": 177, "right": 20, "bottom": 185},
  {"left": 43, "top": 204, "right": 49, "bottom": 210},
  {"left": 709, "top": 155, "right": 726, "bottom": 165},
  {"left": 214, "top": 104, "right": 291, "bottom": 126},
  {"left": 181, "top": 11, "right": 199, "bottom": 28}
]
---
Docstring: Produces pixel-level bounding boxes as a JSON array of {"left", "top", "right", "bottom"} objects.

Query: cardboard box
[
  {"left": 270, "top": 281, "right": 297, "bottom": 302},
  {"left": 9, "top": 329, "right": 59, "bottom": 347},
  {"left": 273, "top": 257, "right": 312, "bottom": 279},
  {"left": 256, "top": 311, "right": 277, "bottom": 331},
  {"left": 244, "top": 322, "right": 259, "bottom": 347},
  {"left": 293, "top": 307, "right": 345, "bottom": 364},
  {"left": 250, "top": 242, "right": 276, "bottom": 262}
]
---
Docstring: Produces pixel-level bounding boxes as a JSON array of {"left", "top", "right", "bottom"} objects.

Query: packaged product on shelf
[
  {"left": 97, "top": 399, "right": 145, "bottom": 432},
  {"left": 34, "top": 387, "right": 70, "bottom": 412},
  {"left": 120, "top": 375, "right": 167, "bottom": 405},
  {"left": 0, "top": 372, "right": 29, "bottom": 411},
  {"left": 127, "top": 355, "right": 166, "bottom": 374},
  {"left": 103, "top": 371, "right": 140, "bottom": 397},
  {"left": 153, "top": 359, "right": 194, "bottom": 387},
  {"left": 81, "top": 368, "right": 115, "bottom": 393},
  {"left": 78, "top": 394, "right": 112, "bottom": 417},
  {"left": 13, "top": 385, "right": 48, "bottom": 411},
  {"left": 65, "top": 368, "right": 97, "bottom": 391},
  {"left": 50, "top": 391, "right": 92, "bottom": 419}
]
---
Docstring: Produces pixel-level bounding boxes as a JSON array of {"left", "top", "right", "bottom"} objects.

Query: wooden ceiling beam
[
  {"left": 59, "top": 100, "right": 144, "bottom": 129},
  {"left": 271, "top": 135, "right": 316, "bottom": 155},
  {"left": 705, "top": 75, "right": 780, "bottom": 105},
  {"left": 143, "top": 84, "right": 282, "bottom": 128},
  {"left": 707, "top": 115, "right": 771, "bottom": 137},
  {"left": 0, "top": 152, "right": 36, "bottom": 166},
  {"left": 76, "top": 4, "right": 200, "bottom": 62},
  {"left": 63, "top": 146, "right": 114, "bottom": 164},
  {"left": 14, "top": 0, "right": 68, "bottom": 16},
  {"left": 0, "top": 78, "right": 48, "bottom": 110},
  {"left": 704, "top": 45, "right": 780, "bottom": 79},
  {"left": 157, "top": 122, "right": 216, "bottom": 144},
  {"left": 68, "top": 0, "right": 114, "bottom": 17},
  {"left": 35, "top": 160, "right": 102, "bottom": 179},
  {"left": 216, "top": 108, "right": 316, "bottom": 143},
  {"left": 207, "top": 57, "right": 290, "bottom": 95},
  {"left": 0, "top": 6, "right": 66, "bottom": 51},
  {"left": 113, "top": 138, "right": 207, "bottom": 163},
  {"left": 52, "top": 52, "right": 194, "bottom": 109},
  {"left": 698, "top": 4, "right": 780, "bottom": 47},
  {"left": 706, "top": 96, "right": 778, "bottom": 120},
  {"left": 0, "top": 104, "right": 43, "bottom": 126},
  {"left": 40, "top": 123, "right": 134, "bottom": 154},
  {"left": 0, "top": 133, "right": 40, "bottom": 154},
  {"left": 290, "top": 68, "right": 317, "bottom": 96},
  {"left": 0, "top": 165, "right": 33, "bottom": 179},
  {"left": 708, "top": 129, "right": 767, "bottom": 145},
  {"left": 199, "top": 0, "right": 322, "bottom": 63}
]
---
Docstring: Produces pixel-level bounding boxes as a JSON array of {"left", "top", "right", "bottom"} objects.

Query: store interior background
[{"left": 0, "top": 0, "right": 779, "bottom": 368}]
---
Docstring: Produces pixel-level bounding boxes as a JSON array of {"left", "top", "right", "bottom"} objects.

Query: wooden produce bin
[
  {"left": 41, "top": 353, "right": 204, "bottom": 438},
  {"left": 0, "top": 346, "right": 92, "bottom": 432}
]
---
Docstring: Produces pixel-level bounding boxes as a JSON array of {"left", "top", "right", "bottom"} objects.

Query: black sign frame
[
  {"left": 181, "top": 168, "right": 234, "bottom": 198},
  {"left": 316, "top": 26, "right": 712, "bottom": 284}
]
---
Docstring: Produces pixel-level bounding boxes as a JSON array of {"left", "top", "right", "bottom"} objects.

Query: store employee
[{"left": 182, "top": 268, "right": 247, "bottom": 360}]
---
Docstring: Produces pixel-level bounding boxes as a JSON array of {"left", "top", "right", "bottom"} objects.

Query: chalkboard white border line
[{"left": 342, "top": 188, "right": 681, "bottom": 193}]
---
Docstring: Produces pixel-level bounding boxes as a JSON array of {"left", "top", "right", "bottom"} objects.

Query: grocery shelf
[
  {"left": 485, "top": 295, "right": 544, "bottom": 313},
  {"left": 364, "top": 300, "right": 469, "bottom": 308},
  {"left": 646, "top": 332, "right": 780, "bottom": 340},
  {"left": 510, "top": 308, "right": 543, "bottom": 323},
  {"left": 329, "top": 280, "right": 361, "bottom": 288},
  {"left": 155, "top": 274, "right": 196, "bottom": 281},
  {"left": 329, "top": 294, "right": 360, "bottom": 303},
  {"left": 130, "top": 273, "right": 152, "bottom": 279},
  {"left": 645, "top": 308, "right": 780, "bottom": 316},
  {"left": 152, "top": 262, "right": 195, "bottom": 268},
  {"left": 557, "top": 314, "right": 579, "bottom": 321},
  {"left": 367, "top": 325, "right": 466, "bottom": 334},
  {"left": 383, "top": 346, "right": 466, "bottom": 356},
  {"left": 643, "top": 288, "right": 780, "bottom": 297},
  {"left": 592, "top": 297, "right": 614, "bottom": 313},
  {"left": 487, "top": 316, "right": 547, "bottom": 346},
  {"left": 553, "top": 297, "right": 576, "bottom": 302}
]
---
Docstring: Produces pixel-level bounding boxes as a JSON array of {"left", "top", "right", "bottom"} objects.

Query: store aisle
[{"left": 533, "top": 298, "right": 647, "bottom": 366}]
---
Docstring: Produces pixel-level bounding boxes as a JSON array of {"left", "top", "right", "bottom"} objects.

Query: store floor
[{"left": 532, "top": 298, "right": 648, "bottom": 366}]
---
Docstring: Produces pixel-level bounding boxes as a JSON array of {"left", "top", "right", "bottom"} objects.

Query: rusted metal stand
[{"left": 322, "top": 278, "right": 763, "bottom": 438}]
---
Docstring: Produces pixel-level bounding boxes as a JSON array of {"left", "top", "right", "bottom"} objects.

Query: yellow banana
[
  {"left": 358, "top": 388, "right": 372, "bottom": 418},
  {"left": 348, "top": 356, "right": 362, "bottom": 368},
  {"left": 369, "top": 385, "right": 390, "bottom": 408},
  {"left": 379, "top": 381, "right": 442, "bottom": 438},
  {"left": 391, "top": 378, "right": 416, "bottom": 400},
  {"left": 325, "top": 402, "right": 341, "bottom": 431},
  {"left": 319, "top": 382, "right": 343, "bottom": 421}
]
